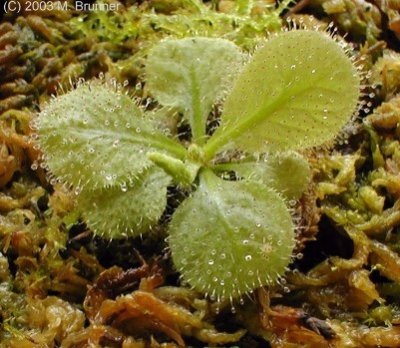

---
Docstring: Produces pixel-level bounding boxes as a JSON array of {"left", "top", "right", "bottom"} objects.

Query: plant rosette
[{"left": 35, "top": 30, "right": 360, "bottom": 303}]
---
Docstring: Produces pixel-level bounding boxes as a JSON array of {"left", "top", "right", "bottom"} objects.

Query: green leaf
[
  {"left": 146, "top": 107, "right": 180, "bottom": 137},
  {"left": 77, "top": 167, "right": 170, "bottom": 239},
  {"left": 214, "top": 152, "right": 311, "bottom": 200},
  {"left": 146, "top": 37, "right": 243, "bottom": 144},
  {"left": 169, "top": 170, "right": 295, "bottom": 301},
  {"left": 204, "top": 30, "right": 360, "bottom": 159},
  {"left": 37, "top": 81, "right": 186, "bottom": 190}
]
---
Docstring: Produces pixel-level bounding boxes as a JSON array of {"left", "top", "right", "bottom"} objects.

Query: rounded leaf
[
  {"left": 206, "top": 30, "right": 360, "bottom": 157},
  {"left": 169, "top": 170, "right": 295, "bottom": 301},
  {"left": 220, "top": 152, "right": 311, "bottom": 200},
  {"left": 77, "top": 167, "right": 170, "bottom": 239},
  {"left": 146, "top": 37, "right": 243, "bottom": 142},
  {"left": 37, "top": 81, "right": 185, "bottom": 190}
]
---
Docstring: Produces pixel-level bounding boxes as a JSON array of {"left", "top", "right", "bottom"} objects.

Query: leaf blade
[
  {"left": 169, "top": 170, "right": 295, "bottom": 300},
  {"left": 37, "top": 82, "right": 186, "bottom": 190},
  {"left": 215, "top": 152, "right": 311, "bottom": 200},
  {"left": 78, "top": 167, "right": 170, "bottom": 239},
  {"left": 146, "top": 37, "right": 243, "bottom": 143},
  {"left": 205, "top": 30, "right": 360, "bottom": 158}
]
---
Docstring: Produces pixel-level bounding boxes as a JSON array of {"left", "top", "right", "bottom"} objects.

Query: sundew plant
[{"left": 35, "top": 30, "right": 360, "bottom": 303}]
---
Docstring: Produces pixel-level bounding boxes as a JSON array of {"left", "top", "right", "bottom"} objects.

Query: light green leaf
[
  {"left": 146, "top": 37, "right": 243, "bottom": 144},
  {"left": 204, "top": 30, "right": 360, "bottom": 159},
  {"left": 169, "top": 170, "right": 295, "bottom": 300},
  {"left": 215, "top": 152, "right": 311, "bottom": 200},
  {"left": 146, "top": 107, "right": 180, "bottom": 137},
  {"left": 78, "top": 167, "right": 170, "bottom": 239},
  {"left": 37, "top": 81, "right": 186, "bottom": 190}
]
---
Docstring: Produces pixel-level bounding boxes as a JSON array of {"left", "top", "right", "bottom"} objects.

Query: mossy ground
[{"left": 0, "top": 0, "right": 400, "bottom": 347}]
